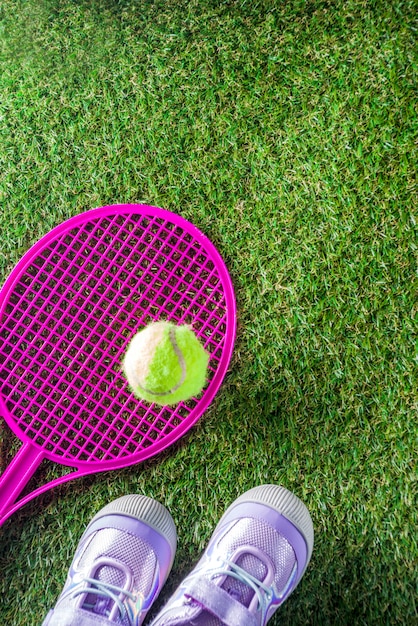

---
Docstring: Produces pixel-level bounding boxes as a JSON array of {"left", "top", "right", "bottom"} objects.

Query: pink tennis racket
[{"left": 0, "top": 204, "right": 236, "bottom": 526}]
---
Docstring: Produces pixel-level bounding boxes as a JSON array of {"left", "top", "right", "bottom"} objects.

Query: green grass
[{"left": 0, "top": 0, "right": 416, "bottom": 624}]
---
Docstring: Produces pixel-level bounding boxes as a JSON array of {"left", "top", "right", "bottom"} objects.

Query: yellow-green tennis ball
[{"left": 123, "top": 321, "right": 209, "bottom": 406}]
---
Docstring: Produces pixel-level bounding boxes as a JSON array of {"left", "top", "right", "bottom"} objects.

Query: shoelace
[
  {"left": 72, "top": 577, "right": 136, "bottom": 623},
  {"left": 212, "top": 559, "right": 273, "bottom": 614}
]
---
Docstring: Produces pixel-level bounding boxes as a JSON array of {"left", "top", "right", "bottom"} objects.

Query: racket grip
[{"left": 0, "top": 443, "right": 44, "bottom": 525}]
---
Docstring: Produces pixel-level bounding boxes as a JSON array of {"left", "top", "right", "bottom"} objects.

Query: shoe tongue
[
  {"left": 219, "top": 551, "right": 268, "bottom": 608},
  {"left": 177, "top": 552, "right": 269, "bottom": 626},
  {"left": 83, "top": 558, "right": 128, "bottom": 620}
]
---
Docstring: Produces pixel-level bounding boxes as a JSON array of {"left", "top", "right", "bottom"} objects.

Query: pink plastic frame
[{"left": 0, "top": 205, "right": 236, "bottom": 524}]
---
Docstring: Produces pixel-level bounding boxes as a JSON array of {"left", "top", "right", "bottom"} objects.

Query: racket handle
[{"left": 0, "top": 443, "right": 44, "bottom": 525}]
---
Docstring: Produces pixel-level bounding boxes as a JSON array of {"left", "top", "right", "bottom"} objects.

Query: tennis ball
[{"left": 123, "top": 321, "right": 209, "bottom": 406}]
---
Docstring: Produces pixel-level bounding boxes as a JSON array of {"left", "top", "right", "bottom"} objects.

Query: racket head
[{"left": 0, "top": 205, "right": 236, "bottom": 472}]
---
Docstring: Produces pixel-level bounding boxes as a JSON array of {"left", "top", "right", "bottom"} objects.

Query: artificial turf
[{"left": 0, "top": 0, "right": 416, "bottom": 624}]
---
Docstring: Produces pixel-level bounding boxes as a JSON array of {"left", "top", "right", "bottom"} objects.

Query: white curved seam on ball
[{"left": 136, "top": 325, "right": 187, "bottom": 396}]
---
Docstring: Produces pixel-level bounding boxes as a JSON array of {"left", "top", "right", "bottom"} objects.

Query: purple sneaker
[
  {"left": 42, "top": 494, "right": 177, "bottom": 626},
  {"left": 149, "top": 485, "right": 313, "bottom": 626}
]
